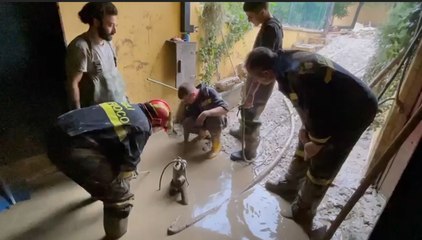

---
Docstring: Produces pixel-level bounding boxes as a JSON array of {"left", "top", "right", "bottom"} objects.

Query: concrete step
[
  {"left": 291, "top": 42, "right": 325, "bottom": 53},
  {"left": 308, "top": 36, "right": 327, "bottom": 45}
]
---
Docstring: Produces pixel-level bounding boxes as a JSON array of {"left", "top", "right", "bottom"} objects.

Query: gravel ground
[{"left": 221, "top": 25, "right": 385, "bottom": 240}]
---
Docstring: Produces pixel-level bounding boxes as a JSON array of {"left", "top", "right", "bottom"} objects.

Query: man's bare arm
[{"left": 67, "top": 71, "right": 83, "bottom": 110}]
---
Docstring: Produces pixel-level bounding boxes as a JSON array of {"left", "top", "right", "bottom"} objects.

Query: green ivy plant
[{"left": 197, "top": 2, "right": 251, "bottom": 85}]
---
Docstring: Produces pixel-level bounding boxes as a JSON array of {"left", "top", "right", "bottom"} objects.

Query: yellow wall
[
  {"left": 332, "top": 3, "right": 357, "bottom": 27},
  {"left": 333, "top": 2, "right": 392, "bottom": 27},
  {"left": 189, "top": 3, "right": 323, "bottom": 80},
  {"left": 59, "top": 2, "right": 182, "bottom": 110},
  {"left": 358, "top": 2, "right": 393, "bottom": 27},
  {"left": 283, "top": 27, "right": 324, "bottom": 48},
  {"left": 59, "top": 2, "right": 326, "bottom": 107}
]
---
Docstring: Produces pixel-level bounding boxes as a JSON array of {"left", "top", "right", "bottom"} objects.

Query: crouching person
[
  {"left": 176, "top": 82, "right": 229, "bottom": 159},
  {"left": 47, "top": 99, "right": 172, "bottom": 239}
]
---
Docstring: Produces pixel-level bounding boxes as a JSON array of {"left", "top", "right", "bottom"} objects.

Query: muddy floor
[
  {"left": 221, "top": 25, "right": 385, "bottom": 240},
  {"left": 0, "top": 132, "right": 309, "bottom": 240},
  {"left": 0, "top": 25, "right": 385, "bottom": 240}
]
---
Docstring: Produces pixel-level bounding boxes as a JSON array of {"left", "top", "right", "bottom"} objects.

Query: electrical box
[{"left": 166, "top": 40, "right": 197, "bottom": 88}]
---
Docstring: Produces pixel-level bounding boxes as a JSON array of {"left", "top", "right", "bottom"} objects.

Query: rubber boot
[
  {"left": 229, "top": 125, "right": 242, "bottom": 140},
  {"left": 229, "top": 106, "right": 251, "bottom": 140},
  {"left": 287, "top": 175, "right": 330, "bottom": 236},
  {"left": 103, "top": 202, "right": 133, "bottom": 239},
  {"left": 230, "top": 127, "right": 260, "bottom": 162},
  {"left": 208, "top": 133, "right": 222, "bottom": 159},
  {"left": 265, "top": 155, "right": 308, "bottom": 202}
]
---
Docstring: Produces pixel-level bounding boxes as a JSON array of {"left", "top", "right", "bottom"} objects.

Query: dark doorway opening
[
  {"left": 0, "top": 3, "right": 67, "bottom": 165},
  {"left": 369, "top": 138, "right": 422, "bottom": 240}
]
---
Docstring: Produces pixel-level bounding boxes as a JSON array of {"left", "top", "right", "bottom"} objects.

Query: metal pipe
[{"left": 146, "top": 77, "right": 178, "bottom": 91}]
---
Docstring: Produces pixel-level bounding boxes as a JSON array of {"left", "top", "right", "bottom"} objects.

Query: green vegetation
[
  {"left": 364, "top": 2, "right": 421, "bottom": 128},
  {"left": 197, "top": 2, "right": 251, "bottom": 85}
]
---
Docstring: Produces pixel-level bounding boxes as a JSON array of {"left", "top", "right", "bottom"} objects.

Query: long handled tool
[{"left": 319, "top": 104, "right": 422, "bottom": 240}]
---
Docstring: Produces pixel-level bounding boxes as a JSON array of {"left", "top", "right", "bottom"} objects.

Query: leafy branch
[{"left": 197, "top": 2, "right": 251, "bottom": 85}]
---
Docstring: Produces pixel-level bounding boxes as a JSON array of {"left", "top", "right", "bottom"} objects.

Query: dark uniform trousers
[
  {"left": 47, "top": 126, "right": 133, "bottom": 206},
  {"left": 238, "top": 75, "right": 275, "bottom": 155},
  {"left": 286, "top": 108, "right": 377, "bottom": 227},
  {"left": 183, "top": 116, "right": 227, "bottom": 139}
]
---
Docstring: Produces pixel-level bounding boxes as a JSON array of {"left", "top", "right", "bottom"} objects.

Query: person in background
[
  {"left": 66, "top": 2, "right": 128, "bottom": 110},
  {"left": 176, "top": 82, "right": 229, "bottom": 159},
  {"left": 230, "top": 2, "right": 284, "bottom": 162}
]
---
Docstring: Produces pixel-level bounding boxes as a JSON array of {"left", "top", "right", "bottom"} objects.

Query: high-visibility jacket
[{"left": 56, "top": 101, "right": 151, "bottom": 170}]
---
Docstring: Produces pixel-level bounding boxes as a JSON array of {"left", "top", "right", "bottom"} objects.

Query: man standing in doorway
[
  {"left": 230, "top": 2, "right": 284, "bottom": 161},
  {"left": 66, "top": 2, "right": 128, "bottom": 110}
]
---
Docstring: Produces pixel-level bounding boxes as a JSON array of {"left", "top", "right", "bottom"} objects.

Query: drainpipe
[{"left": 180, "top": 2, "right": 194, "bottom": 41}]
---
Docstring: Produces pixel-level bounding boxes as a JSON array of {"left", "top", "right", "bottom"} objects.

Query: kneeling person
[{"left": 176, "top": 82, "right": 229, "bottom": 159}]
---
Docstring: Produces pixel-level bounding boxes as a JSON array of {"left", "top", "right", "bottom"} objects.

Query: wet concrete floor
[{"left": 0, "top": 131, "right": 308, "bottom": 240}]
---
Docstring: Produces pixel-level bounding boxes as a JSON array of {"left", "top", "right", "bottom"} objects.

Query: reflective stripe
[
  {"left": 295, "top": 149, "right": 305, "bottom": 158},
  {"left": 308, "top": 133, "right": 331, "bottom": 144},
  {"left": 99, "top": 103, "right": 128, "bottom": 142},
  {"left": 324, "top": 68, "right": 333, "bottom": 83},
  {"left": 121, "top": 102, "right": 135, "bottom": 111},
  {"left": 120, "top": 171, "right": 136, "bottom": 179},
  {"left": 104, "top": 197, "right": 135, "bottom": 208},
  {"left": 307, "top": 170, "right": 332, "bottom": 186},
  {"left": 289, "top": 93, "right": 298, "bottom": 101}
]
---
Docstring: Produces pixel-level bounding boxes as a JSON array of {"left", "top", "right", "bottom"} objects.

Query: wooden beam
[{"left": 365, "top": 40, "right": 422, "bottom": 180}]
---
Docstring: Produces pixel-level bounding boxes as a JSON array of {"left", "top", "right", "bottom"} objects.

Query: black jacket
[
  {"left": 56, "top": 101, "right": 151, "bottom": 170},
  {"left": 253, "top": 17, "right": 283, "bottom": 51},
  {"left": 274, "top": 50, "right": 378, "bottom": 144}
]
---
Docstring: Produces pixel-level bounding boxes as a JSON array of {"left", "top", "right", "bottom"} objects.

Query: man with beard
[{"left": 66, "top": 2, "right": 128, "bottom": 110}]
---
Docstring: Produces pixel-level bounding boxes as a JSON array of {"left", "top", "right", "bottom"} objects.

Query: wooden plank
[
  {"left": 378, "top": 120, "right": 422, "bottom": 199},
  {"left": 365, "top": 40, "right": 422, "bottom": 179}
]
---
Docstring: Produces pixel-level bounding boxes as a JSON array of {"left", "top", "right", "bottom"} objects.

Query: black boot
[
  {"left": 265, "top": 154, "right": 308, "bottom": 202},
  {"left": 229, "top": 127, "right": 242, "bottom": 140},
  {"left": 230, "top": 127, "right": 260, "bottom": 162},
  {"left": 230, "top": 149, "right": 256, "bottom": 162},
  {"left": 265, "top": 180, "right": 299, "bottom": 203},
  {"left": 284, "top": 175, "right": 331, "bottom": 237},
  {"left": 103, "top": 202, "right": 133, "bottom": 239}
]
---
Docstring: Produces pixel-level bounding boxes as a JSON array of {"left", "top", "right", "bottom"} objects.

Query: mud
[{"left": 0, "top": 131, "right": 308, "bottom": 240}]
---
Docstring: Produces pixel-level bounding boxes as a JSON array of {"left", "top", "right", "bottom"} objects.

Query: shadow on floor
[{"left": 8, "top": 197, "right": 100, "bottom": 240}]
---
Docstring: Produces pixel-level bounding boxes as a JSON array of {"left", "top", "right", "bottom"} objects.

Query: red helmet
[{"left": 145, "top": 99, "right": 172, "bottom": 131}]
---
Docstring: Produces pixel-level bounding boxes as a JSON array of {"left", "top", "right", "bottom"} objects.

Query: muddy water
[{"left": 0, "top": 131, "right": 307, "bottom": 240}]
